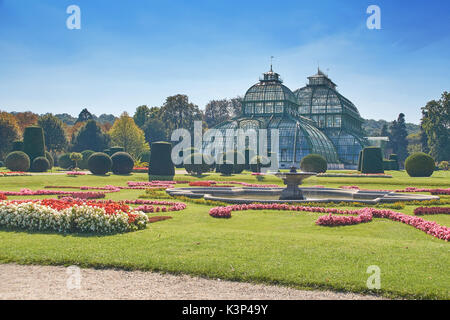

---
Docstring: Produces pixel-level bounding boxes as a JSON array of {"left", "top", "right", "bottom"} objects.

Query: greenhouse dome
[
  {"left": 293, "top": 69, "right": 366, "bottom": 165},
  {"left": 205, "top": 67, "right": 340, "bottom": 168}
]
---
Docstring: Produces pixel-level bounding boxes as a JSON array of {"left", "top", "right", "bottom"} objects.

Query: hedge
[
  {"left": 5, "top": 151, "right": 30, "bottom": 172},
  {"left": 388, "top": 154, "right": 399, "bottom": 170},
  {"left": 184, "top": 153, "right": 212, "bottom": 175},
  {"left": 79, "top": 150, "right": 95, "bottom": 169},
  {"left": 88, "top": 152, "right": 112, "bottom": 175},
  {"left": 23, "top": 126, "right": 46, "bottom": 162},
  {"left": 110, "top": 146, "right": 125, "bottom": 156},
  {"left": 31, "top": 156, "right": 50, "bottom": 172},
  {"left": 300, "top": 154, "right": 327, "bottom": 173},
  {"left": 111, "top": 152, "right": 134, "bottom": 175},
  {"left": 361, "top": 147, "right": 384, "bottom": 174},
  {"left": 12, "top": 140, "right": 23, "bottom": 152},
  {"left": 45, "top": 151, "right": 54, "bottom": 169},
  {"left": 148, "top": 142, "right": 174, "bottom": 178},
  {"left": 58, "top": 153, "right": 75, "bottom": 169}
]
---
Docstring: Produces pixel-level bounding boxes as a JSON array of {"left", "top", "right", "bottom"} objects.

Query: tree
[
  {"left": 14, "top": 112, "right": 38, "bottom": 133},
  {"left": 38, "top": 114, "right": 68, "bottom": 151},
  {"left": 159, "top": 94, "right": 203, "bottom": 134},
  {"left": 0, "top": 112, "right": 21, "bottom": 160},
  {"left": 204, "top": 99, "right": 232, "bottom": 128},
  {"left": 389, "top": 113, "right": 409, "bottom": 163},
  {"left": 142, "top": 118, "right": 167, "bottom": 144},
  {"left": 109, "top": 112, "right": 149, "bottom": 158},
  {"left": 421, "top": 91, "right": 450, "bottom": 162},
  {"left": 70, "top": 152, "right": 83, "bottom": 170},
  {"left": 72, "top": 120, "right": 110, "bottom": 152},
  {"left": 133, "top": 105, "right": 151, "bottom": 128},
  {"left": 76, "top": 108, "right": 94, "bottom": 123}
]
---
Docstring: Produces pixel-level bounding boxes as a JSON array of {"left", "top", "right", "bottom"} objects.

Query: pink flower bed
[
  {"left": 0, "top": 171, "right": 31, "bottom": 177},
  {"left": 339, "top": 186, "right": 450, "bottom": 195},
  {"left": 208, "top": 204, "right": 450, "bottom": 241},
  {"left": 125, "top": 199, "right": 187, "bottom": 212},
  {"left": 414, "top": 207, "right": 450, "bottom": 215},
  {"left": 0, "top": 188, "right": 107, "bottom": 199},
  {"left": 66, "top": 171, "right": 87, "bottom": 176}
]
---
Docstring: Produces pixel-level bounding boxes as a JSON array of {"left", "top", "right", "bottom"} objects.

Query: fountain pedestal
[{"left": 275, "top": 167, "right": 317, "bottom": 200}]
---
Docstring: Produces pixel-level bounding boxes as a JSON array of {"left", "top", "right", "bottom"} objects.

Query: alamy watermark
[
  {"left": 66, "top": 265, "right": 82, "bottom": 290},
  {"left": 366, "top": 265, "right": 381, "bottom": 289},
  {"left": 366, "top": 5, "right": 381, "bottom": 30},
  {"left": 66, "top": 5, "right": 81, "bottom": 30}
]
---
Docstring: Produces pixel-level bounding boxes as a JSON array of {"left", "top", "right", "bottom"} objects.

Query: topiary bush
[
  {"left": 250, "top": 155, "right": 270, "bottom": 173},
  {"left": 388, "top": 154, "right": 399, "bottom": 170},
  {"left": 360, "top": 147, "right": 384, "bottom": 174},
  {"left": 5, "top": 151, "right": 30, "bottom": 172},
  {"left": 23, "top": 126, "right": 46, "bottom": 162},
  {"left": 383, "top": 159, "right": 397, "bottom": 170},
  {"left": 58, "top": 153, "right": 74, "bottom": 169},
  {"left": 300, "top": 154, "right": 327, "bottom": 173},
  {"left": 12, "top": 140, "right": 23, "bottom": 152},
  {"left": 218, "top": 161, "right": 234, "bottom": 175},
  {"left": 219, "top": 150, "right": 245, "bottom": 174},
  {"left": 31, "top": 156, "right": 50, "bottom": 172},
  {"left": 110, "top": 146, "right": 125, "bottom": 156},
  {"left": 184, "top": 153, "right": 211, "bottom": 175},
  {"left": 79, "top": 150, "right": 95, "bottom": 169},
  {"left": 405, "top": 152, "right": 435, "bottom": 177},
  {"left": 88, "top": 152, "right": 112, "bottom": 175},
  {"left": 45, "top": 151, "right": 54, "bottom": 169},
  {"left": 103, "top": 149, "right": 111, "bottom": 156},
  {"left": 148, "top": 142, "right": 174, "bottom": 179},
  {"left": 111, "top": 152, "right": 134, "bottom": 175},
  {"left": 357, "top": 150, "right": 363, "bottom": 171},
  {"left": 139, "top": 150, "right": 151, "bottom": 163}
]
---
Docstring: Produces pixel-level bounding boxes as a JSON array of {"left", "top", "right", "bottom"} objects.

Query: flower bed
[
  {"left": 208, "top": 204, "right": 450, "bottom": 241},
  {"left": 318, "top": 173, "right": 392, "bottom": 178},
  {"left": 0, "top": 194, "right": 7, "bottom": 201},
  {"left": 132, "top": 167, "right": 148, "bottom": 173},
  {"left": 0, "top": 188, "right": 109, "bottom": 199},
  {"left": 340, "top": 186, "right": 450, "bottom": 195},
  {"left": 124, "top": 199, "right": 187, "bottom": 212},
  {"left": 0, "top": 198, "right": 148, "bottom": 234},
  {"left": 0, "top": 171, "right": 31, "bottom": 177},
  {"left": 66, "top": 171, "right": 87, "bottom": 176},
  {"left": 414, "top": 207, "right": 450, "bottom": 215}
]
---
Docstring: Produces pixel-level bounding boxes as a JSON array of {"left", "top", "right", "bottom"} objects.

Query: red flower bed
[
  {"left": 189, "top": 181, "right": 212, "bottom": 187},
  {"left": 0, "top": 194, "right": 7, "bottom": 201},
  {"left": 414, "top": 207, "right": 450, "bottom": 215},
  {"left": 208, "top": 204, "right": 450, "bottom": 241}
]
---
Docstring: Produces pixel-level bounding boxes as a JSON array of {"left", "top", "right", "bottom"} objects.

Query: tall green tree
[
  {"left": 38, "top": 114, "right": 68, "bottom": 151},
  {"left": 133, "top": 105, "right": 151, "bottom": 128},
  {"left": 159, "top": 94, "right": 203, "bottom": 134},
  {"left": 142, "top": 118, "right": 167, "bottom": 144},
  {"left": 204, "top": 99, "right": 233, "bottom": 128},
  {"left": 0, "top": 112, "right": 21, "bottom": 160},
  {"left": 109, "top": 112, "right": 149, "bottom": 158},
  {"left": 389, "top": 113, "right": 409, "bottom": 163},
  {"left": 76, "top": 108, "right": 94, "bottom": 123},
  {"left": 421, "top": 91, "right": 450, "bottom": 161},
  {"left": 71, "top": 120, "right": 110, "bottom": 152}
]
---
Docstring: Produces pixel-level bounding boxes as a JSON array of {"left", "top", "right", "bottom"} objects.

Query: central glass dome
[{"left": 205, "top": 68, "right": 339, "bottom": 168}]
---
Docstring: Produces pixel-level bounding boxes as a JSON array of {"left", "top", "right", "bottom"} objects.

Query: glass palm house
[{"left": 206, "top": 67, "right": 366, "bottom": 169}]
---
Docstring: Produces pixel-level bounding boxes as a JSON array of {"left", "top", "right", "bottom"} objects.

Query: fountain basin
[{"left": 166, "top": 186, "right": 439, "bottom": 204}]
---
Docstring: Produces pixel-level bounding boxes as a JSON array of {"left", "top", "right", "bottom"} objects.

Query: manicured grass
[{"left": 0, "top": 170, "right": 449, "bottom": 299}]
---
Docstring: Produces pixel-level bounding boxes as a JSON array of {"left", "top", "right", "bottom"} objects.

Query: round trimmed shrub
[
  {"left": 361, "top": 147, "right": 384, "bottom": 174},
  {"left": 45, "top": 151, "right": 54, "bottom": 169},
  {"left": 300, "top": 154, "right": 327, "bottom": 173},
  {"left": 218, "top": 161, "right": 234, "bottom": 175},
  {"left": 250, "top": 155, "right": 270, "bottom": 173},
  {"left": 184, "top": 153, "right": 211, "bottom": 175},
  {"left": 23, "top": 126, "right": 46, "bottom": 162},
  {"left": 79, "top": 150, "right": 95, "bottom": 169},
  {"left": 5, "top": 151, "right": 30, "bottom": 172},
  {"left": 405, "top": 152, "right": 435, "bottom": 177},
  {"left": 111, "top": 152, "right": 134, "bottom": 175},
  {"left": 103, "top": 149, "right": 111, "bottom": 156},
  {"left": 148, "top": 142, "right": 174, "bottom": 178},
  {"left": 31, "top": 156, "right": 50, "bottom": 172},
  {"left": 58, "top": 153, "right": 74, "bottom": 169},
  {"left": 12, "top": 140, "right": 23, "bottom": 152},
  {"left": 88, "top": 152, "right": 112, "bottom": 175}
]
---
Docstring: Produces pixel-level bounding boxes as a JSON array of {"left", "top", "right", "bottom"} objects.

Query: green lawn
[{"left": 0, "top": 170, "right": 449, "bottom": 299}]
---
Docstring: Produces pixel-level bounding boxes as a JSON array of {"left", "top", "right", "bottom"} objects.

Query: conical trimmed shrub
[
  {"left": 148, "top": 142, "right": 174, "bottom": 179},
  {"left": 361, "top": 147, "right": 384, "bottom": 174},
  {"left": 23, "top": 126, "right": 45, "bottom": 163}
]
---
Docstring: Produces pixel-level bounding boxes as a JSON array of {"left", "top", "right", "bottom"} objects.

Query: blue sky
[{"left": 0, "top": 0, "right": 449, "bottom": 124}]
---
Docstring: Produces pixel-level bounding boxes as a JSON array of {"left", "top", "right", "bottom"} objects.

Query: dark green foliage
[
  {"left": 38, "top": 114, "right": 68, "bottom": 151},
  {"left": 12, "top": 140, "right": 23, "bottom": 151},
  {"left": 300, "top": 154, "right": 327, "bottom": 173},
  {"left": 388, "top": 154, "right": 399, "bottom": 170},
  {"left": 361, "top": 147, "right": 384, "bottom": 174},
  {"left": 383, "top": 159, "right": 396, "bottom": 170},
  {"left": 139, "top": 150, "right": 151, "bottom": 163},
  {"left": 357, "top": 150, "right": 363, "bottom": 171},
  {"left": 220, "top": 150, "right": 245, "bottom": 174},
  {"left": 103, "top": 149, "right": 111, "bottom": 156},
  {"left": 72, "top": 120, "right": 110, "bottom": 152},
  {"left": 5, "top": 151, "right": 30, "bottom": 172},
  {"left": 88, "top": 152, "right": 112, "bottom": 175},
  {"left": 31, "top": 156, "right": 50, "bottom": 172},
  {"left": 76, "top": 108, "right": 93, "bottom": 123},
  {"left": 142, "top": 118, "right": 167, "bottom": 144},
  {"left": 23, "top": 126, "right": 46, "bottom": 162},
  {"left": 405, "top": 152, "right": 435, "bottom": 177},
  {"left": 218, "top": 161, "right": 234, "bottom": 175},
  {"left": 45, "top": 151, "right": 54, "bottom": 169},
  {"left": 110, "top": 146, "right": 125, "bottom": 155},
  {"left": 389, "top": 113, "right": 409, "bottom": 163},
  {"left": 58, "top": 153, "right": 74, "bottom": 169},
  {"left": 111, "top": 152, "right": 134, "bottom": 175},
  {"left": 184, "top": 153, "right": 212, "bottom": 175},
  {"left": 0, "top": 161, "right": 4, "bottom": 167},
  {"left": 79, "top": 150, "right": 95, "bottom": 169},
  {"left": 148, "top": 142, "right": 174, "bottom": 178}
]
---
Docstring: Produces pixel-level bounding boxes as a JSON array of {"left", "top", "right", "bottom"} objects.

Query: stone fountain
[{"left": 275, "top": 166, "right": 317, "bottom": 200}]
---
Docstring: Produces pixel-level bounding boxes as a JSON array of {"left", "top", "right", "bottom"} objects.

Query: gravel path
[{"left": 0, "top": 264, "right": 382, "bottom": 300}]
